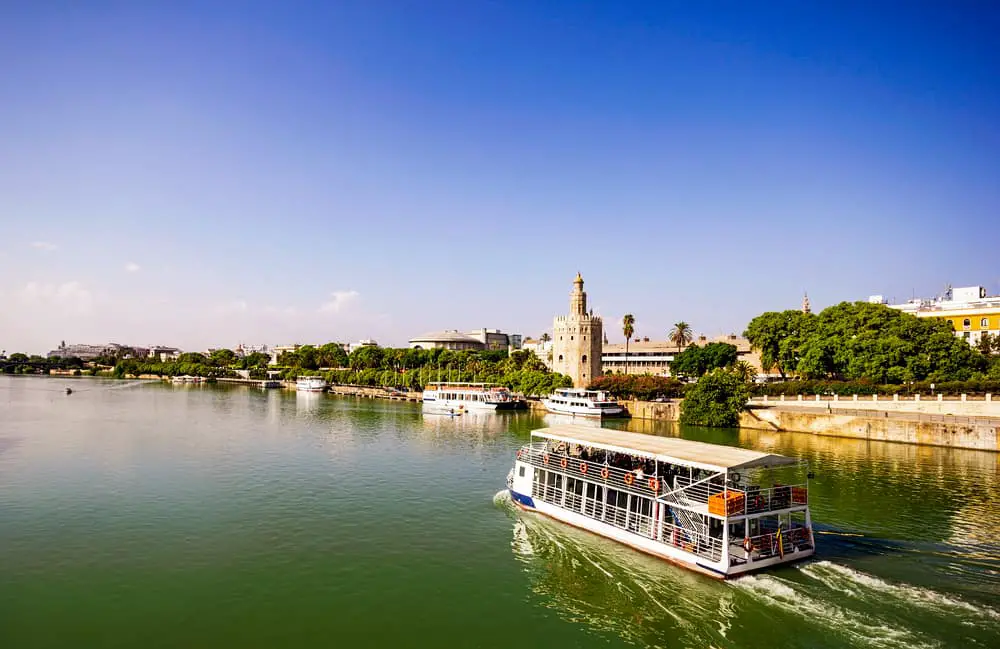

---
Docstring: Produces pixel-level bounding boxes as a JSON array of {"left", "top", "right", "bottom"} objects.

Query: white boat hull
[{"left": 542, "top": 400, "right": 624, "bottom": 418}]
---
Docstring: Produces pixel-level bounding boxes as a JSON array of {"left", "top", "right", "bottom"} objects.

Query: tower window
[
  {"left": 570, "top": 336, "right": 574, "bottom": 341},
  {"left": 582, "top": 355, "right": 587, "bottom": 363},
  {"left": 558, "top": 355, "right": 564, "bottom": 362}
]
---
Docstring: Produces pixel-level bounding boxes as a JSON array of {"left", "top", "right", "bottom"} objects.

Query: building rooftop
[
  {"left": 409, "top": 330, "right": 484, "bottom": 344},
  {"left": 532, "top": 425, "right": 799, "bottom": 472}
]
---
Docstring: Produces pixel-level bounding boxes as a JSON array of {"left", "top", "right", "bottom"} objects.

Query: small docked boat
[
  {"left": 542, "top": 388, "right": 624, "bottom": 418},
  {"left": 171, "top": 375, "right": 204, "bottom": 384},
  {"left": 295, "top": 376, "right": 327, "bottom": 392},
  {"left": 506, "top": 424, "right": 814, "bottom": 578},
  {"left": 422, "top": 382, "right": 519, "bottom": 412}
]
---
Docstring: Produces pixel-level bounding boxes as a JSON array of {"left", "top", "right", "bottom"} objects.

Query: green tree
[
  {"left": 679, "top": 369, "right": 751, "bottom": 427},
  {"left": 670, "top": 342, "right": 737, "bottom": 379},
  {"left": 668, "top": 321, "right": 694, "bottom": 352},
  {"left": 177, "top": 352, "right": 208, "bottom": 365},
  {"left": 317, "top": 343, "right": 349, "bottom": 368},
  {"left": 622, "top": 314, "right": 635, "bottom": 375},
  {"left": 731, "top": 360, "right": 756, "bottom": 384},
  {"left": 209, "top": 348, "right": 237, "bottom": 367},
  {"left": 744, "top": 310, "right": 815, "bottom": 379},
  {"left": 8, "top": 353, "right": 29, "bottom": 363}
]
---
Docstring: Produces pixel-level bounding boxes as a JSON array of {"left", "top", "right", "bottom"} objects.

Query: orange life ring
[
  {"left": 743, "top": 537, "right": 752, "bottom": 552},
  {"left": 560, "top": 457, "right": 568, "bottom": 469},
  {"left": 543, "top": 453, "right": 549, "bottom": 465},
  {"left": 516, "top": 449, "right": 522, "bottom": 460},
  {"left": 600, "top": 467, "right": 610, "bottom": 480},
  {"left": 579, "top": 462, "right": 588, "bottom": 474},
  {"left": 624, "top": 473, "right": 635, "bottom": 486},
  {"left": 648, "top": 477, "right": 660, "bottom": 492}
]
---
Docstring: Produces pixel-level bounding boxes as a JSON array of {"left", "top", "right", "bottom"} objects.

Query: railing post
[
  {"left": 852, "top": 394, "right": 858, "bottom": 402},
  {"left": 938, "top": 393, "right": 944, "bottom": 402},
  {"left": 915, "top": 393, "right": 921, "bottom": 402},
  {"left": 833, "top": 394, "right": 839, "bottom": 402},
  {"left": 815, "top": 394, "right": 820, "bottom": 402},
  {"left": 780, "top": 394, "right": 785, "bottom": 402},
  {"left": 797, "top": 394, "right": 803, "bottom": 402},
  {"left": 987, "top": 393, "right": 993, "bottom": 403},
  {"left": 873, "top": 394, "right": 878, "bottom": 402},
  {"left": 961, "top": 393, "right": 967, "bottom": 402},
  {"left": 893, "top": 393, "right": 899, "bottom": 402}
]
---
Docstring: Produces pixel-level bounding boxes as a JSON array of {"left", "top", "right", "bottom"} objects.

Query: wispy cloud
[
  {"left": 319, "top": 290, "right": 360, "bottom": 313},
  {"left": 124, "top": 262, "right": 141, "bottom": 273},
  {"left": 30, "top": 241, "right": 58, "bottom": 252},
  {"left": 18, "top": 280, "right": 95, "bottom": 315}
]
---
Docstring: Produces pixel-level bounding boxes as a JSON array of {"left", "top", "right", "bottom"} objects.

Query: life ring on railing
[
  {"left": 579, "top": 462, "right": 588, "bottom": 474},
  {"left": 648, "top": 477, "right": 660, "bottom": 492},
  {"left": 543, "top": 453, "right": 550, "bottom": 465},
  {"left": 624, "top": 473, "right": 635, "bottom": 486},
  {"left": 600, "top": 467, "right": 610, "bottom": 480},
  {"left": 560, "top": 457, "right": 568, "bottom": 469},
  {"left": 743, "top": 537, "right": 752, "bottom": 553},
  {"left": 516, "top": 449, "right": 522, "bottom": 460},
  {"left": 731, "top": 473, "right": 741, "bottom": 484}
]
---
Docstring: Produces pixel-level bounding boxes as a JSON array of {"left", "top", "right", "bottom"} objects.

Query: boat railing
[
  {"left": 518, "top": 444, "right": 808, "bottom": 517},
  {"left": 732, "top": 526, "right": 813, "bottom": 565},
  {"left": 530, "top": 470, "right": 723, "bottom": 563},
  {"left": 517, "top": 443, "right": 669, "bottom": 501}
]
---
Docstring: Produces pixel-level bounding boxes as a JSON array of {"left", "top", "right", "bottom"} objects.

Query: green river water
[{"left": 1, "top": 376, "right": 998, "bottom": 648}]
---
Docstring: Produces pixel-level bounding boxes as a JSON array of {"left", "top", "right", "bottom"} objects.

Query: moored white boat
[
  {"left": 422, "top": 382, "right": 519, "bottom": 412},
  {"left": 295, "top": 376, "right": 327, "bottom": 392},
  {"left": 542, "top": 388, "right": 624, "bottom": 418},
  {"left": 506, "top": 424, "right": 815, "bottom": 579}
]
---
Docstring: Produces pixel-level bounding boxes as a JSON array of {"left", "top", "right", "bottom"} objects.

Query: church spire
[{"left": 802, "top": 292, "right": 811, "bottom": 315}]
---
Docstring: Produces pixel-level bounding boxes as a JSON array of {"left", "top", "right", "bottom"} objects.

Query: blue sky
[{"left": 1, "top": 1, "right": 998, "bottom": 353}]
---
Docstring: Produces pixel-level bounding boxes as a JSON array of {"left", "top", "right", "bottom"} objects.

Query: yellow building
[{"left": 881, "top": 285, "right": 1000, "bottom": 345}]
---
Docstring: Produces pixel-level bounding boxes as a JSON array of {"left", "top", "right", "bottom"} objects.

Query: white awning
[{"left": 531, "top": 425, "right": 800, "bottom": 472}]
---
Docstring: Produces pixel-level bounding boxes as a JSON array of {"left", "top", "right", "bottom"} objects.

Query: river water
[{"left": 1, "top": 376, "right": 998, "bottom": 648}]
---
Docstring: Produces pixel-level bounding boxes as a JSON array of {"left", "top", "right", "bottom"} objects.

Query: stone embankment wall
[
  {"left": 742, "top": 407, "right": 999, "bottom": 452},
  {"left": 616, "top": 398, "right": 1000, "bottom": 452},
  {"left": 752, "top": 394, "right": 1000, "bottom": 417}
]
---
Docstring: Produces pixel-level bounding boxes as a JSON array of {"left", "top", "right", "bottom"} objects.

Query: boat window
[{"left": 518, "top": 466, "right": 525, "bottom": 477}]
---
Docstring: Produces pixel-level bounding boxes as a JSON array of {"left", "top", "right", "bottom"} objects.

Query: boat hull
[
  {"left": 508, "top": 488, "right": 814, "bottom": 579},
  {"left": 542, "top": 401, "right": 625, "bottom": 418}
]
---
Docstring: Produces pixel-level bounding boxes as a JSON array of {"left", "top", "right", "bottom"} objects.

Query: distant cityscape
[{"left": 7, "top": 278, "right": 998, "bottom": 384}]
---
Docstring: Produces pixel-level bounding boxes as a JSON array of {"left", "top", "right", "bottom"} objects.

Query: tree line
[{"left": 744, "top": 302, "right": 1000, "bottom": 383}]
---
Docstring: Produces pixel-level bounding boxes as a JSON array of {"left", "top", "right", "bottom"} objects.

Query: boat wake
[
  {"left": 734, "top": 560, "right": 1000, "bottom": 648},
  {"left": 502, "top": 507, "right": 1000, "bottom": 648}
]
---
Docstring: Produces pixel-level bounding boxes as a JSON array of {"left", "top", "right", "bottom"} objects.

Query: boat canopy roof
[{"left": 531, "top": 425, "right": 800, "bottom": 472}]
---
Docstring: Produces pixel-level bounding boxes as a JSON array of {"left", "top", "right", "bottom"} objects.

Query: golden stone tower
[{"left": 552, "top": 273, "right": 603, "bottom": 387}]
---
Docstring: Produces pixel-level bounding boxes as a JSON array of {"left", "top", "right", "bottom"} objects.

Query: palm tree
[
  {"left": 731, "top": 360, "right": 756, "bottom": 384},
  {"left": 540, "top": 333, "right": 551, "bottom": 343},
  {"left": 622, "top": 314, "right": 635, "bottom": 375},
  {"left": 669, "top": 321, "right": 693, "bottom": 353}
]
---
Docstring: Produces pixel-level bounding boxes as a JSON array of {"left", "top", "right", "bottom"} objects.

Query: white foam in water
[
  {"left": 736, "top": 574, "right": 938, "bottom": 649},
  {"left": 802, "top": 561, "right": 1000, "bottom": 622}
]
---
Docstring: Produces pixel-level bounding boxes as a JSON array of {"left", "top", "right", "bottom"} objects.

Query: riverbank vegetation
[
  {"left": 317, "top": 347, "right": 572, "bottom": 396},
  {"left": 587, "top": 374, "right": 685, "bottom": 400},
  {"left": 745, "top": 302, "right": 998, "bottom": 383},
  {"left": 679, "top": 369, "right": 752, "bottom": 427}
]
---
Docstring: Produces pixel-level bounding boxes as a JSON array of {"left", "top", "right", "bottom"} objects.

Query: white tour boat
[
  {"left": 295, "top": 376, "right": 327, "bottom": 392},
  {"left": 542, "top": 387, "right": 624, "bottom": 418},
  {"left": 506, "top": 424, "right": 814, "bottom": 579},
  {"left": 422, "top": 382, "right": 519, "bottom": 412}
]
